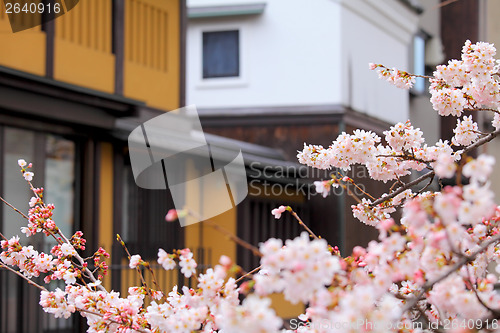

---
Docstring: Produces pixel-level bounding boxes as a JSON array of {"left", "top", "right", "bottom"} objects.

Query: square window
[
  {"left": 412, "top": 33, "right": 427, "bottom": 95},
  {"left": 203, "top": 30, "right": 240, "bottom": 78}
]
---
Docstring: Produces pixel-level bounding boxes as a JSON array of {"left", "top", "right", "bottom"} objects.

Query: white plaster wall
[
  {"left": 409, "top": 0, "right": 441, "bottom": 145},
  {"left": 187, "top": 0, "right": 419, "bottom": 125},
  {"left": 187, "top": 0, "right": 342, "bottom": 108},
  {"left": 339, "top": 0, "right": 418, "bottom": 124}
]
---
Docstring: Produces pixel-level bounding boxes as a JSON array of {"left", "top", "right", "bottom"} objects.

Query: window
[
  {"left": 237, "top": 195, "right": 307, "bottom": 271},
  {"left": 203, "top": 30, "right": 240, "bottom": 78},
  {"left": 121, "top": 162, "right": 182, "bottom": 260},
  {"left": 412, "top": 32, "right": 427, "bottom": 95},
  {"left": 1, "top": 127, "right": 77, "bottom": 333},
  {"left": 2, "top": 129, "right": 76, "bottom": 242}
]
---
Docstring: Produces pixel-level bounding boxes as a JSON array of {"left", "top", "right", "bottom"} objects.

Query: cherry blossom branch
[
  {"left": 0, "top": 196, "right": 29, "bottom": 220},
  {"left": 371, "top": 128, "right": 500, "bottom": 207},
  {"left": 462, "top": 128, "right": 500, "bottom": 154},
  {"left": 57, "top": 230, "right": 106, "bottom": 292},
  {"left": 340, "top": 175, "right": 376, "bottom": 201},
  {"left": 371, "top": 170, "right": 435, "bottom": 206},
  {"left": 235, "top": 265, "right": 262, "bottom": 283},
  {"left": 0, "top": 262, "right": 47, "bottom": 291},
  {"left": 436, "top": 0, "right": 458, "bottom": 8},
  {"left": 465, "top": 107, "right": 500, "bottom": 115},
  {"left": 288, "top": 208, "right": 320, "bottom": 240},
  {"left": 76, "top": 308, "right": 150, "bottom": 333},
  {"left": 402, "top": 232, "right": 500, "bottom": 314},
  {"left": 1, "top": 262, "right": 146, "bottom": 333},
  {"left": 116, "top": 234, "right": 153, "bottom": 299},
  {"left": 1, "top": 171, "right": 107, "bottom": 292},
  {"left": 376, "top": 153, "right": 434, "bottom": 165}
]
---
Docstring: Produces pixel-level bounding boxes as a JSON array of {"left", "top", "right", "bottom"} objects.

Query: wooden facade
[{"left": 0, "top": 1, "right": 185, "bottom": 332}]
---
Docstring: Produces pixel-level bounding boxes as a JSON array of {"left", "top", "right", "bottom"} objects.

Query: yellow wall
[
  {"left": 184, "top": 161, "right": 237, "bottom": 267},
  {"left": 270, "top": 293, "right": 304, "bottom": 319},
  {"left": 98, "top": 143, "right": 114, "bottom": 291},
  {"left": 183, "top": 166, "right": 304, "bottom": 318},
  {"left": 54, "top": 0, "right": 115, "bottom": 93},
  {"left": 0, "top": 0, "right": 180, "bottom": 111},
  {"left": 0, "top": 3, "right": 45, "bottom": 75},
  {"left": 246, "top": 186, "right": 305, "bottom": 318},
  {"left": 124, "top": 0, "right": 180, "bottom": 110}
]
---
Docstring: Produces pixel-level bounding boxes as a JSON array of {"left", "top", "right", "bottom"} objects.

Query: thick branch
[
  {"left": 0, "top": 196, "right": 29, "bottom": 220},
  {"left": 371, "top": 170, "right": 435, "bottom": 206},
  {"left": 0, "top": 263, "right": 47, "bottom": 291},
  {"left": 462, "top": 128, "right": 500, "bottom": 154},
  {"left": 77, "top": 308, "right": 150, "bottom": 333}
]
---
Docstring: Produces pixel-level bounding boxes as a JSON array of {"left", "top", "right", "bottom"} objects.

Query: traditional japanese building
[{"left": 0, "top": 1, "right": 185, "bottom": 331}]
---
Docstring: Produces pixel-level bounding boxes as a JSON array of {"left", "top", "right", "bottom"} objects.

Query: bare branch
[{"left": 371, "top": 170, "right": 435, "bottom": 206}]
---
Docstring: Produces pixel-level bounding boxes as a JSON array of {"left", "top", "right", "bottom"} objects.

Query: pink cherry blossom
[
  {"left": 271, "top": 205, "right": 286, "bottom": 219},
  {"left": 129, "top": 254, "right": 141, "bottom": 269}
]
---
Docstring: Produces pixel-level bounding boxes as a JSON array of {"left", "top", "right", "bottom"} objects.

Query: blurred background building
[
  {"left": 0, "top": 1, "right": 184, "bottom": 331},
  {"left": 186, "top": 0, "right": 421, "bottom": 278},
  {"left": 0, "top": 0, "right": 498, "bottom": 331}
]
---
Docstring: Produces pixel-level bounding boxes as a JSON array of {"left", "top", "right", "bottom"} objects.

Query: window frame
[
  {"left": 410, "top": 30, "right": 431, "bottom": 96},
  {"left": 193, "top": 24, "right": 248, "bottom": 89},
  {"left": 202, "top": 29, "right": 240, "bottom": 79}
]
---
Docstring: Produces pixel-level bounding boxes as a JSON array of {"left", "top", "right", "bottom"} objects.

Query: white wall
[
  {"left": 409, "top": 0, "right": 441, "bottom": 145},
  {"left": 187, "top": 0, "right": 419, "bottom": 125},
  {"left": 187, "top": 0, "right": 342, "bottom": 108},
  {"left": 339, "top": 0, "right": 418, "bottom": 124}
]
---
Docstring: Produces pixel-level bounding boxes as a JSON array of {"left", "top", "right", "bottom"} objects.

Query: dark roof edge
[
  {"left": 397, "top": 0, "right": 423, "bottom": 14},
  {"left": 0, "top": 65, "right": 144, "bottom": 116}
]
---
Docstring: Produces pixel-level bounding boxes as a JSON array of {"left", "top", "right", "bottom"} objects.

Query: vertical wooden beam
[
  {"left": 42, "top": 0, "right": 55, "bottom": 78},
  {"left": 0, "top": 127, "right": 4, "bottom": 237},
  {"left": 440, "top": 0, "right": 479, "bottom": 142},
  {"left": 81, "top": 140, "right": 96, "bottom": 256},
  {"left": 98, "top": 142, "right": 114, "bottom": 291},
  {"left": 112, "top": 144, "right": 124, "bottom": 292},
  {"left": 113, "top": 0, "right": 125, "bottom": 95},
  {"left": 179, "top": 0, "right": 186, "bottom": 107},
  {"left": 92, "top": 142, "right": 102, "bottom": 253}
]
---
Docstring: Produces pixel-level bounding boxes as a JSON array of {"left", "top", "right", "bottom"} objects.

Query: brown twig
[
  {"left": 343, "top": 177, "right": 376, "bottom": 201},
  {"left": 371, "top": 170, "right": 435, "bottom": 206},
  {"left": 204, "top": 219, "right": 263, "bottom": 257},
  {"left": 116, "top": 234, "right": 153, "bottom": 299},
  {"left": 235, "top": 265, "right": 262, "bottom": 283},
  {"left": 0, "top": 263, "right": 47, "bottom": 291},
  {"left": 143, "top": 262, "right": 167, "bottom": 301},
  {"left": 376, "top": 154, "right": 434, "bottom": 165},
  {"left": 289, "top": 209, "right": 319, "bottom": 240},
  {"left": 467, "top": 107, "right": 500, "bottom": 115},
  {"left": 0, "top": 196, "right": 29, "bottom": 220},
  {"left": 435, "top": 0, "right": 458, "bottom": 9},
  {"left": 187, "top": 209, "right": 263, "bottom": 257}
]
